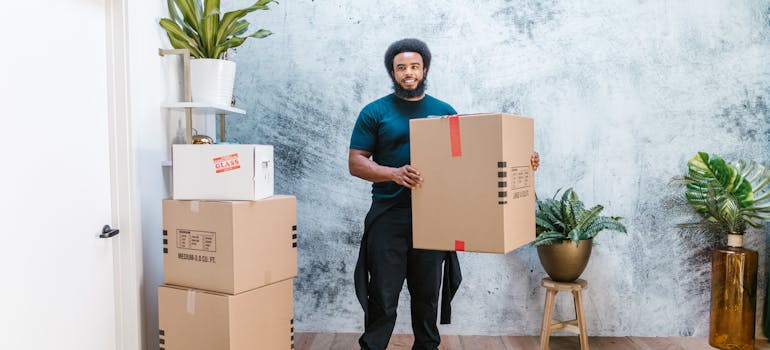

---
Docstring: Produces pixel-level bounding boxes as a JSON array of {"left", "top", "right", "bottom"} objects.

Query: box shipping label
[{"left": 176, "top": 229, "right": 217, "bottom": 263}]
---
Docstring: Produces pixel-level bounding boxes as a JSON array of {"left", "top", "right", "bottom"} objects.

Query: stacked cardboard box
[{"left": 159, "top": 144, "right": 297, "bottom": 350}]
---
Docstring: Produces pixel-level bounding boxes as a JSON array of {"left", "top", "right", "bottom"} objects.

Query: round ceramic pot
[
  {"left": 190, "top": 59, "right": 236, "bottom": 106},
  {"left": 536, "top": 238, "right": 593, "bottom": 282}
]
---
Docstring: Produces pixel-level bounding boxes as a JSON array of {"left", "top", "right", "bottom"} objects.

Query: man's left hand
[{"left": 531, "top": 152, "right": 540, "bottom": 171}]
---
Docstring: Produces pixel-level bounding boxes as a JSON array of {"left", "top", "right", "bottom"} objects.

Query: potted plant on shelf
[
  {"left": 533, "top": 188, "right": 627, "bottom": 282},
  {"left": 682, "top": 152, "right": 770, "bottom": 350},
  {"left": 159, "top": 0, "right": 276, "bottom": 106}
]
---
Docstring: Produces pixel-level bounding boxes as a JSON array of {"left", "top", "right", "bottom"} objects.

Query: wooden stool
[{"left": 539, "top": 278, "right": 589, "bottom": 350}]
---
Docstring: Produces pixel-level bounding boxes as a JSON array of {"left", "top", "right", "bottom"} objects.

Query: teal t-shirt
[{"left": 350, "top": 93, "right": 457, "bottom": 200}]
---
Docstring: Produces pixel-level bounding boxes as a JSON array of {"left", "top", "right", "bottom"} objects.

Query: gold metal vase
[
  {"left": 536, "top": 238, "right": 593, "bottom": 282},
  {"left": 709, "top": 234, "right": 758, "bottom": 350}
]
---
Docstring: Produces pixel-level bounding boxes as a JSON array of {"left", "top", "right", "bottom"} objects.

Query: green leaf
[
  {"left": 167, "top": 0, "right": 185, "bottom": 26},
  {"left": 583, "top": 216, "right": 627, "bottom": 239},
  {"left": 167, "top": 35, "right": 205, "bottom": 58},
  {"left": 245, "top": 28, "right": 272, "bottom": 39},
  {"left": 174, "top": 0, "right": 203, "bottom": 34},
  {"left": 575, "top": 204, "right": 603, "bottom": 230},
  {"left": 535, "top": 216, "right": 557, "bottom": 232},
  {"left": 538, "top": 199, "right": 565, "bottom": 231},
  {"left": 200, "top": 12, "right": 220, "bottom": 58},
  {"left": 200, "top": 0, "right": 220, "bottom": 57},
  {"left": 534, "top": 231, "right": 568, "bottom": 246},
  {"left": 560, "top": 190, "right": 576, "bottom": 230},
  {"left": 216, "top": 0, "right": 275, "bottom": 50},
  {"left": 533, "top": 238, "right": 561, "bottom": 246},
  {"left": 167, "top": 1, "right": 199, "bottom": 40},
  {"left": 203, "top": 0, "right": 219, "bottom": 17},
  {"left": 159, "top": 18, "right": 204, "bottom": 57},
  {"left": 211, "top": 37, "right": 245, "bottom": 59},
  {"left": 230, "top": 20, "right": 250, "bottom": 37}
]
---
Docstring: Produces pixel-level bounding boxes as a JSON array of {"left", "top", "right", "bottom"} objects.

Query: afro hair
[{"left": 383, "top": 38, "right": 432, "bottom": 75}]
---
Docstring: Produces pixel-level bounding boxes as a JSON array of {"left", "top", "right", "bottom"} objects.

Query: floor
[{"left": 295, "top": 333, "right": 770, "bottom": 349}]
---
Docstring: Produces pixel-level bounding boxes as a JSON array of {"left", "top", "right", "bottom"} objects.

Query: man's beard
[{"left": 391, "top": 76, "right": 428, "bottom": 99}]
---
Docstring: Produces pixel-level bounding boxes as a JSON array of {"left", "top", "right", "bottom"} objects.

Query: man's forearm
[{"left": 349, "top": 155, "right": 395, "bottom": 183}]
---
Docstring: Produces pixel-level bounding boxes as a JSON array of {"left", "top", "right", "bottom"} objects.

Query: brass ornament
[{"left": 192, "top": 134, "right": 214, "bottom": 144}]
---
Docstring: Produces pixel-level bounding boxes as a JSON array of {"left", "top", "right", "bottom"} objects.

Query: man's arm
[{"left": 348, "top": 149, "right": 423, "bottom": 190}]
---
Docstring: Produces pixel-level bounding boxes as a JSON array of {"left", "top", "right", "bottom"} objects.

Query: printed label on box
[
  {"left": 509, "top": 166, "right": 530, "bottom": 189},
  {"left": 509, "top": 166, "right": 530, "bottom": 199},
  {"left": 213, "top": 153, "right": 240, "bottom": 173},
  {"left": 177, "top": 229, "right": 216, "bottom": 252},
  {"left": 177, "top": 252, "right": 217, "bottom": 263}
]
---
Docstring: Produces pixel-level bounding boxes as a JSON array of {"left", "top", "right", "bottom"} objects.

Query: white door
[{"left": 0, "top": 1, "right": 120, "bottom": 349}]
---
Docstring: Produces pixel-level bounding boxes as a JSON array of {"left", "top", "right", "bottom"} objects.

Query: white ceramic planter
[{"left": 190, "top": 59, "right": 236, "bottom": 106}]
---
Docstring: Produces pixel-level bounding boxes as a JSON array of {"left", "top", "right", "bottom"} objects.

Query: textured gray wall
[{"left": 226, "top": 0, "right": 770, "bottom": 336}]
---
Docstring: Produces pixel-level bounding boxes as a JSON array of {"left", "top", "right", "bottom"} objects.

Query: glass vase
[{"left": 709, "top": 235, "right": 758, "bottom": 350}]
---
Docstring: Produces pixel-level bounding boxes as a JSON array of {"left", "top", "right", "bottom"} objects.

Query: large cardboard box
[
  {"left": 163, "top": 195, "right": 297, "bottom": 294},
  {"left": 410, "top": 113, "right": 535, "bottom": 254},
  {"left": 172, "top": 144, "right": 274, "bottom": 200},
  {"left": 158, "top": 278, "right": 294, "bottom": 350}
]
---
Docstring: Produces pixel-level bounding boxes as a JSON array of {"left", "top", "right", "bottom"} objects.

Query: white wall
[{"left": 126, "top": 2, "right": 171, "bottom": 350}]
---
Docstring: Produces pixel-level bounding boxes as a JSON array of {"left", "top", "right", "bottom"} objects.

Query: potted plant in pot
[
  {"left": 682, "top": 152, "right": 770, "bottom": 350},
  {"left": 533, "top": 188, "right": 627, "bottom": 282},
  {"left": 159, "top": 0, "right": 276, "bottom": 106}
]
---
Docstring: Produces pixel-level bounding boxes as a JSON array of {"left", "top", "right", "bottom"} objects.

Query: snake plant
[
  {"left": 159, "top": 0, "right": 276, "bottom": 59},
  {"left": 684, "top": 152, "right": 770, "bottom": 234},
  {"left": 534, "top": 188, "right": 627, "bottom": 246}
]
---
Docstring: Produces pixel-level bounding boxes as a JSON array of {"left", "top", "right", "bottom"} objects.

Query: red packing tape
[
  {"left": 449, "top": 115, "right": 462, "bottom": 157},
  {"left": 455, "top": 240, "right": 465, "bottom": 251}
]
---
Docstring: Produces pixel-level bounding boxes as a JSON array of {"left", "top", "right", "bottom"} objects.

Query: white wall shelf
[
  {"left": 158, "top": 48, "right": 246, "bottom": 145},
  {"left": 162, "top": 102, "right": 246, "bottom": 115}
]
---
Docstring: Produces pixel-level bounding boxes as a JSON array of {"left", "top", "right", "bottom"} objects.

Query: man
[{"left": 349, "top": 38, "right": 539, "bottom": 350}]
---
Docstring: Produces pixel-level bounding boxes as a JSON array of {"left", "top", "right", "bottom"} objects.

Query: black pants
[{"left": 358, "top": 198, "right": 446, "bottom": 350}]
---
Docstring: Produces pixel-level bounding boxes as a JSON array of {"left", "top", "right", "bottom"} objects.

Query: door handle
[{"left": 100, "top": 225, "right": 120, "bottom": 239}]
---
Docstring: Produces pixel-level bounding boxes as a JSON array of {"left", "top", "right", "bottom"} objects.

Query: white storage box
[{"left": 172, "top": 144, "right": 274, "bottom": 201}]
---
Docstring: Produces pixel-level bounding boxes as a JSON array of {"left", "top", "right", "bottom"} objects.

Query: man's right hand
[{"left": 391, "top": 165, "right": 423, "bottom": 190}]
